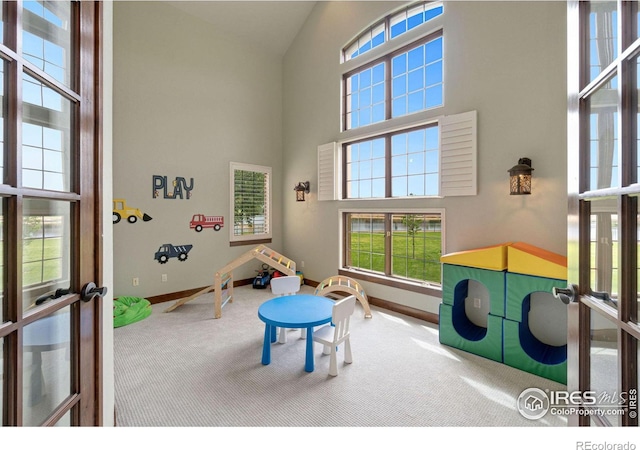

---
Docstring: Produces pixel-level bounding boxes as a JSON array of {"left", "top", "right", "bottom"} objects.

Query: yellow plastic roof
[
  {"left": 440, "top": 242, "right": 511, "bottom": 271},
  {"left": 441, "top": 242, "right": 567, "bottom": 279}
]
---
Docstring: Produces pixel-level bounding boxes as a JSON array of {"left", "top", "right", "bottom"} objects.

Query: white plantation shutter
[
  {"left": 317, "top": 142, "right": 338, "bottom": 201},
  {"left": 440, "top": 110, "right": 477, "bottom": 196},
  {"left": 229, "top": 162, "right": 272, "bottom": 242}
]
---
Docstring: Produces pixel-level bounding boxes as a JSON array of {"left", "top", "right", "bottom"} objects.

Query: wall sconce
[
  {"left": 294, "top": 181, "right": 310, "bottom": 201},
  {"left": 508, "top": 158, "right": 534, "bottom": 195}
]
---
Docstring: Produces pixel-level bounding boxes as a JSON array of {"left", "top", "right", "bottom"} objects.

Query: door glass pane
[
  {"left": 588, "top": 74, "right": 619, "bottom": 191},
  {"left": 22, "top": 305, "right": 71, "bottom": 426},
  {"left": 590, "top": 311, "right": 621, "bottom": 426},
  {"left": 0, "top": 60, "right": 4, "bottom": 184},
  {"left": 22, "top": 1, "right": 72, "bottom": 87},
  {"left": 0, "top": 199, "right": 3, "bottom": 323},
  {"left": 22, "top": 199, "right": 70, "bottom": 312},
  {"left": 0, "top": 336, "right": 3, "bottom": 425},
  {"left": 22, "top": 72, "right": 72, "bottom": 192},
  {"left": 589, "top": 198, "right": 618, "bottom": 305},
  {"left": 589, "top": 1, "right": 618, "bottom": 82},
  {"left": 0, "top": 1, "right": 3, "bottom": 44},
  {"left": 637, "top": 54, "right": 640, "bottom": 183}
]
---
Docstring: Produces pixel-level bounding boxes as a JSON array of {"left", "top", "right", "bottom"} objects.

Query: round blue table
[{"left": 258, "top": 294, "right": 333, "bottom": 372}]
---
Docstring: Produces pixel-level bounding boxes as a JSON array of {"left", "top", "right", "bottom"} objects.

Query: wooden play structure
[
  {"left": 164, "top": 245, "right": 296, "bottom": 318},
  {"left": 314, "top": 275, "right": 372, "bottom": 319}
]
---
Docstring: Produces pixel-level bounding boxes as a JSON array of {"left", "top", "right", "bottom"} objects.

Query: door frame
[
  {"left": 0, "top": 0, "right": 104, "bottom": 426},
  {"left": 567, "top": 0, "right": 639, "bottom": 427}
]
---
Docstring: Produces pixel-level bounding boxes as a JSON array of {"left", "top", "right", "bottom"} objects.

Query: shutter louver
[
  {"left": 318, "top": 142, "right": 338, "bottom": 201},
  {"left": 440, "top": 110, "right": 477, "bottom": 197}
]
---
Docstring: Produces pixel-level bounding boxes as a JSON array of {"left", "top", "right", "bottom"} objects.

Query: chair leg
[
  {"left": 344, "top": 338, "right": 352, "bottom": 364},
  {"left": 278, "top": 327, "right": 287, "bottom": 344},
  {"left": 301, "top": 328, "right": 307, "bottom": 339},
  {"left": 322, "top": 344, "right": 331, "bottom": 355},
  {"left": 328, "top": 348, "right": 338, "bottom": 376}
]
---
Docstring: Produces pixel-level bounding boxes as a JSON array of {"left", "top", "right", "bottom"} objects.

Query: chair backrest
[
  {"left": 270, "top": 275, "right": 301, "bottom": 296},
  {"left": 331, "top": 295, "right": 356, "bottom": 342}
]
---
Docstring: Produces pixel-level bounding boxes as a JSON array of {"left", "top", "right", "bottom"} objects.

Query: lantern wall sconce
[
  {"left": 294, "top": 181, "right": 310, "bottom": 201},
  {"left": 508, "top": 158, "right": 534, "bottom": 195}
]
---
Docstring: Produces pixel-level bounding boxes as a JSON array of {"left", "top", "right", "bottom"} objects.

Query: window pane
[
  {"left": 588, "top": 74, "right": 618, "bottom": 191},
  {"left": 23, "top": 306, "right": 71, "bottom": 426},
  {"left": 346, "top": 213, "right": 386, "bottom": 275},
  {"left": 0, "top": 61, "right": 4, "bottom": 184},
  {"left": 0, "top": 199, "right": 3, "bottom": 324},
  {"left": 0, "top": 2, "right": 4, "bottom": 45},
  {"left": 345, "top": 63, "right": 386, "bottom": 130},
  {"left": 589, "top": 311, "right": 621, "bottom": 426},
  {"left": 391, "top": 213, "right": 441, "bottom": 284},
  {"left": 23, "top": 1, "right": 72, "bottom": 87},
  {"left": 22, "top": 73, "right": 72, "bottom": 192},
  {"left": 637, "top": 207, "right": 640, "bottom": 325},
  {"left": 391, "top": 126, "right": 439, "bottom": 197},
  {"left": 22, "top": 199, "right": 70, "bottom": 312},
  {"left": 392, "top": 38, "right": 443, "bottom": 118},
  {"left": 345, "top": 139, "right": 386, "bottom": 199},
  {"left": 345, "top": 2, "right": 443, "bottom": 61},
  {"left": 637, "top": 54, "right": 640, "bottom": 184},
  {"left": 589, "top": 198, "right": 618, "bottom": 305},
  {"left": 589, "top": 1, "right": 618, "bottom": 83},
  {"left": 0, "top": 337, "right": 3, "bottom": 423}
]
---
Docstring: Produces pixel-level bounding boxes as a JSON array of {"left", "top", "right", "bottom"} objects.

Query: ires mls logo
[
  {"left": 517, "top": 387, "right": 638, "bottom": 420},
  {"left": 517, "top": 388, "right": 550, "bottom": 420}
]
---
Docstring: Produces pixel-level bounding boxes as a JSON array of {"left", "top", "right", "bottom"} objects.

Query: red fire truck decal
[{"left": 190, "top": 214, "right": 224, "bottom": 232}]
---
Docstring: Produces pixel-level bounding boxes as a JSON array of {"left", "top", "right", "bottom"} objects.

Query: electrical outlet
[
  {"left": 132, "top": 277, "right": 139, "bottom": 286},
  {"left": 161, "top": 274, "right": 167, "bottom": 282},
  {"left": 301, "top": 261, "right": 305, "bottom": 268},
  {"left": 474, "top": 297, "right": 481, "bottom": 309}
]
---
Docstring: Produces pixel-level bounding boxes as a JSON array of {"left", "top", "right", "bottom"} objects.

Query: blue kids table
[{"left": 258, "top": 294, "right": 334, "bottom": 372}]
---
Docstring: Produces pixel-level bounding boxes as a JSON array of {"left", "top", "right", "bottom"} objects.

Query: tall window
[
  {"left": 230, "top": 162, "right": 272, "bottom": 244},
  {"left": 337, "top": 2, "right": 456, "bottom": 293},
  {"left": 343, "top": 211, "right": 443, "bottom": 286}
]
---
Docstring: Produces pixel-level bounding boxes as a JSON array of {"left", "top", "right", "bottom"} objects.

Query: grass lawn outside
[{"left": 349, "top": 230, "right": 441, "bottom": 283}]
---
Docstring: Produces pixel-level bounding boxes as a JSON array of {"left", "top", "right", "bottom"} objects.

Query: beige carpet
[{"left": 114, "top": 285, "right": 568, "bottom": 427}]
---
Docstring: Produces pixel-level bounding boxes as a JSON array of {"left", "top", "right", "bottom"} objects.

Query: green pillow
[{"left": 113, "top": 296, "right": 152, "bottom": 328}]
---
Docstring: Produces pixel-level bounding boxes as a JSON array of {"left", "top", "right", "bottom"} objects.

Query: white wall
[
  {"left": 102, "top": 0, "right": 114, "bottom": 427},
  {"left": 282, "top": 1, "right": 568, "bottom": 314},
  {"left": 112, "top": 1, "right": 284, "bottom": 300}
]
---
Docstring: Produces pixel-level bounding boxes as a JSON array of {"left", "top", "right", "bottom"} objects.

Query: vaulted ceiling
[{"left": 164, "top": 1, "right": 317, "bottom": 58}]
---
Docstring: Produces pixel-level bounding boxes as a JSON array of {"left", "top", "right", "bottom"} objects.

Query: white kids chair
[
  {"left": 312, "top": 295, "right": 356, "bottom": 376},
  {"left": 270, "top": 275, "right": 302, "bottom": 343}
]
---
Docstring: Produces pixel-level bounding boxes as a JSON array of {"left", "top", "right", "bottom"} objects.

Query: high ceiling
[{"left": 164, "top": 1, "right": 317, "bottom": 58}]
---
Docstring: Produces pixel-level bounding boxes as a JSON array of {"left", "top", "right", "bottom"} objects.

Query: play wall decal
[{"left": 153, "top": 175, "right": 194, "bottom": 199}]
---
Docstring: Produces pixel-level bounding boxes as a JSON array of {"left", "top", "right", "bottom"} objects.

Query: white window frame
[{"left": 229, "top": 162, "right": 272, "bottom": 244}]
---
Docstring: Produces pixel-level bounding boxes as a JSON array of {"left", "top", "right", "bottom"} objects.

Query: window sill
[
  {"left": 338, "top": 268, "right": 442, "bottom": 298},
  {"left": 229, "top": 238, "right": 272, "bottom": 247}
]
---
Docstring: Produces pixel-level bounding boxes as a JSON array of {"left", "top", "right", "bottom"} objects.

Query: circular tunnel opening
[
  {"left": 520, "top": 292, "right": 567, "bottom": 365},
  {"left": 452, "top": 279, "right": 489, "bottom": 341}
]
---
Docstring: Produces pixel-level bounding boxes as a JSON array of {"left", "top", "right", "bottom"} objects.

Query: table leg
[
  {"left": 305, "top": 326, "right": 314, "bottom": 372},
  {"left": 270, "top": 325, "right": 277, "bottom": 343},
  {"left": 262, "top": 324, "right": 272, "bottom": 365}
]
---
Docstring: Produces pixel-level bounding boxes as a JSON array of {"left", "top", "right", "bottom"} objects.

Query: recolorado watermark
[
  {"left": 516, "top": 387, "right": 637, "bottom": 420},
  {"left": 576, "top": 442, "right": 636, "bottom": 450}
]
